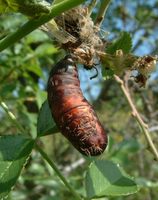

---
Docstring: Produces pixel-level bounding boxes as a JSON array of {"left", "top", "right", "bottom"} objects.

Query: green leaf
[
  {"left": 100, "top": 53, "right": 136, "bottom": 75},
  {"left": 26, "top": 62, "right": 43, "bottom": 78},
  {"left": 53, "top": 0, "right": 65, "bottom": 4},
  {"left": 36, "top": 90, "right": 47, "bottom": 109},
  {"left": 0, "top": 135, "right": 34, "bottom": 199},
  {"left": 0, "top": 83, "right": 16, "bottom": 98},
  {"left": 26, "top": 30, "right": 49, "bottom": 44},
  {"left": 85, "top": 160, "right": 139, "bottom": 198},
  {"left": 35, "top": 43, "right": 58, "bottom": 57},
  {"left": 102, "top": 67, "right": 114, "bottom": 80},
  {"left": 106, "top": 32, "right": 132, "bottom": 54},
  {"left": 37, "top": 100, "right": 58, "bottom": 137}
]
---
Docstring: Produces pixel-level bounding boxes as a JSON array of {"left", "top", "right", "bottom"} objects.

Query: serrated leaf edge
[
  {"left": 0, "top": 136, "right": 34, "bottom": 199},
  {"left": 86, "top": 160, "right": 139, "bottom": 198}
]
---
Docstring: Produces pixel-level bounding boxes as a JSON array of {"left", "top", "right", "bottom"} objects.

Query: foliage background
[{"left": 0, "top": 0, "right": 158, "bottom": 199}]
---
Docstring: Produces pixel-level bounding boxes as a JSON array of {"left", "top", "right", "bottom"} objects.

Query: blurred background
[{"left": 0, "top": 0, "right": 158, "bottom": 199}]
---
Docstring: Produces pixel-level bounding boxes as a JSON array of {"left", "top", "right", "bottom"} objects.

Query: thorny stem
[
  {"left": 0, "top": 0, "right": 84, "bottom": 52},
  {"left": 0, "top": 101, "right": 26, "bottom": 134},
  {"left": 35, "top": 143, "right": 83, "bottom": 200},
  {"left": 114, "top": 75, "right": 158, "bottom": 161},
  {"left": 87, "top": 0, "right": 97, "bottom": 16},
  {"left": 95, "top": 0, "right": 112, "bottom": 27}
]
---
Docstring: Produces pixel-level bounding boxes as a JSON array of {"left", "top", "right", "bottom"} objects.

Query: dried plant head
[
  {"left": 41, "top": 4, "right": 157, "bottom": 86},
  {"left": 131, "top": 55, "right": 157, "bottom": 87},
  {"left": 132, "top": 55, "right": 157, "bottom": 76},
  {"left": 42, "top": 6, "right": 105, "bottom": 67}
]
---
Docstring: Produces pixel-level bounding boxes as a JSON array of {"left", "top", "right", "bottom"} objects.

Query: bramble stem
[
  {"left": 95, "top": 0, "right": 112, "bottom": 27},
  {"left": 35, "top": 143, "right": 83, "bottom": 200},
  {"left": 114, "top": 75, "right": 158, "bottom": 161},
  {"left": 0, "top": 0, "right": 84, "bottom": 52},
  {"left": 87, "top": 0, "right": 97, "bottom": 16}
]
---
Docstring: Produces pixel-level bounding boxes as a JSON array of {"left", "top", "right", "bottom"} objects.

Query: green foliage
[
  {"left": 0, "top": 0, "right": 85, "bottom": 52},
  {"left": 102, "top": 67, "right": 114, "bottom": 80},
  {"left": 0, "top": 135, "right": 34, "bottom": 199},
  {"left": 37, "top": 100, "right": 58, "bottom": 137},
  {"left": 0, "top": 0, "right": 158, "bottom": 200},
  {"left": 106, "top": 32, "right": 132, "bottom": 54},
  {"left": 53, "top": 0, "right": 66, "bottom": 4},
  {"left": 85, "top": 160, "right": 138, "bottom": 198},
  {"left": 101, "top": 32, "right": 135, "bottom": 76},
  {"left": 34, "top": 43, "right": 59, "bottom": 57}
]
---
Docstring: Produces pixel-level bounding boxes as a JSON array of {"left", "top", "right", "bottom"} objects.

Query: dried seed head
[
  {"left": 132, "top": 55, "right": 157, "bottom": 76},
  {"left": 132, "top": 55, "right": 157, "bottom": 87},
  {"left": 54, "top": 6, "right": 105, "bottom": 67}
]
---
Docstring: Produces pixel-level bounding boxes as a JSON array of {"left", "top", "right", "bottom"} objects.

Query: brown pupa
[{"left": 47, "top": 55, "right": 108, "bottom": 156}]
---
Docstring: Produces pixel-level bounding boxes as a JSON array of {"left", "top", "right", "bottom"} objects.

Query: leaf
[
  {"left": 100, "top": 32, "right": 135, "bottom": 75},
  {"left": 26, "top": 62, "right": 43, "bottom": 78},
  {"left": 36, "top": 90, "right": 47, "bottom": 109},
  {"left": 106, "top": 32, "right": 132, "bottom": 54},
  {"left": 53, "top": 0, "right": 65, "bottom": 5},
  {"left": 37, "top": 100, "right": 58, "bottom": 137},
  {"left": 0, "top": 0, "right": 12, "bottom": 13},
  {"left": 35, "top": 43, "right": 58, "bottom": 57},
  {"left": 0, "top": 135, "right": 34, "bottom": 199},
  {"left": 102, "top": 67, "right": 114, "bottom": 80},
  {"left": 26, "top": 30, "right": 49, "bottom": 44},
  {"left": 85, "top": 160, "right": 139, "bottom": 198},
  {"left": 0, "top": 83, "right": 16, "bottom": 98},
  {"left": 100, "top": 53, "right": 136, "bottom": 75}
]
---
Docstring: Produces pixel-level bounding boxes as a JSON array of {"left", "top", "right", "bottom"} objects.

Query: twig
[
  {"left": 87, "top": 0, "right": 97, "bottom": 16},
  {"left": 114, "top": 75, "right": 158, "bottom": 161},
  {"left": 35, "top": 143, "right": 83, "bottom": 200},
  {"left": 95, "top": 0, "right": 112, "bottom": 27},
  {"left": 0, "top": 100, "right": 83, "bottom": 200}
]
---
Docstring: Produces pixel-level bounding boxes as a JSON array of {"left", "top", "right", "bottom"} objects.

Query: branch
[
  {"left": 0, "top": 0, "right": 84, "bottom": 52},
  {"left": 35, "top": 143, "right": 83, "bottom": 200},
  {"left": 0, "top": 101, "right": 83, "bottom": 200},
  {"left": 95, "top": 0, "right": 112, "bottom": 27},
  {"left": 114, "top": 75, "right": 158, "bottom": 161},
  {"left": 87, "top": 0, "right": 97, "bottom": 16}
]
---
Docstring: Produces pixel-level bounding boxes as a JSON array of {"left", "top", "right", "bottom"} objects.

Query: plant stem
[
  {"left": 87, "top": 0, "right": 97, "bottom": 16},
  {"left": 0, "top": 100, "right": 83, "bottom": 199},
  {"left": 0, "top": 101, "right": 26, "bottom": 134},
  {"left": 35, "top": 143, "right": 83, "bottom": 200},
  {"left": 0, "top": 0, "right": 84, "bottom": 52},
  {"left": 114, "top": 75, "right": 158, "bottom": 161},
  {"left": 95, "top": 0, "right": 112, "bottom": 27}
]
